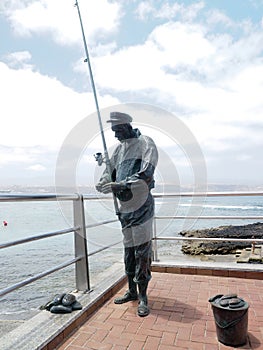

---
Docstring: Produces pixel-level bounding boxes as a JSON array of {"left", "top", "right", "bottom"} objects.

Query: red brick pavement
[{"left": 56, "top": 272, "right": 263, "bottom": 350}]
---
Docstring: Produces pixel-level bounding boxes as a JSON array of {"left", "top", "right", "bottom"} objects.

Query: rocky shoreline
[{"left": 180, "top": 222, "right": 263, "bottom": 255}]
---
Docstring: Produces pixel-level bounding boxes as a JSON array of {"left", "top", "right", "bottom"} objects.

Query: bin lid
[{"left": 209, "top": 293, "right": 249, "bottom": 310}]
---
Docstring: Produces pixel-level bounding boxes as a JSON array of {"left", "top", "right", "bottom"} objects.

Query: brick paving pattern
[{"left": 56, "top": 272, "right": 263, "bottom": 350}]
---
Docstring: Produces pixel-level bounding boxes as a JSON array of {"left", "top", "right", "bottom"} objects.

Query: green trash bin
[{"left": 209, "top": 293, "right": 249, "bottom": 347}]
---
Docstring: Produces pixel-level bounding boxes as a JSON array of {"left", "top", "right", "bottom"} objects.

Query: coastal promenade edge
[{"left": 0, "top": 264, "right": 126, "bottom": 350}]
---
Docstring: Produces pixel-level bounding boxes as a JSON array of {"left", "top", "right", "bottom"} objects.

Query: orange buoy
[{"left": 3, "top": 220, "right": 8, "bottom": 226}]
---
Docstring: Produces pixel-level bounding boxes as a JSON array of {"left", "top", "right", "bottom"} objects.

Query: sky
[{"left": 1, "top": 0, "right": 263, "bottom": 189}]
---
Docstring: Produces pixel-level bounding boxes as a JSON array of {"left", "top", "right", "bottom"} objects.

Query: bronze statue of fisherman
[{"left": 96, "top": 111, "right": 158, "bottom": 317}]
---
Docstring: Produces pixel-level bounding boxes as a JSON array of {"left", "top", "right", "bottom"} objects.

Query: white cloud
[
  {"left": 91, "top": 21, "right": 216, "bottom": 94},
  {"left": 4, "top": 50, "right": 33, "bottom": 69},
  {"left": 135, "top": 1, "right": 155, "bottom": 20},
  {"left": 92, "top": 18, "right": 263, "bottom": 121},
  {"left": 135, "top": 1, "right": 159, "bottom": 21},
  {"left": 135, "top": 1, "right": 205, "bottom": 22},
  {"left": 3, "top": 0, "right": 121, "bottom": 45},
  {"left": 0, "top": 147, "right": 35, "bottom": 165},
  {"left": 157, "top": 1, "right": 205, "bottom": 22},
  {"left": 27, "top": 164, "right": 46, "bottom": 171},
  {"left": 89, "top": 22, "right": 215, "bottom": 94},
  {"left": 181, "top": 1, "right": 205, "bottom": 21},
  {"left": 206, "top": 9, "right": 234, "bottom": 27},
  {"left": 0, "top": 62, "right": 119, "bottom": 147},
  {"left": 149, "top": 22, "right": 214, "bottom": 65}
]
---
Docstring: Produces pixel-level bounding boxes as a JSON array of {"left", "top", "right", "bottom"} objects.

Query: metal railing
[
  {"left": 152, "top": 191, "right": 263, "bottom": 261},
  {"left": 0, "top": 191, "right": 263, "bottom": 300},
  {"left": 0, "top": 193, "right": 119, "bottom": 298}
]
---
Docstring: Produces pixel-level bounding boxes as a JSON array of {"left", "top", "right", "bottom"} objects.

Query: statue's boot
[
  {"left": 137, "top": 282, "right": 150, "bottom": 317},
  {"left": 114, "top": 275, "right": 138, "bottom": 304}
]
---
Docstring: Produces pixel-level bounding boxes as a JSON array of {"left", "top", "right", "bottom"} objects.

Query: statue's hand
[
  {"left": 95, "top": 182, "right": 105, "bottom": 192},
  {"left": 101, "top": 182, "right": 126, "bottom": 194}
]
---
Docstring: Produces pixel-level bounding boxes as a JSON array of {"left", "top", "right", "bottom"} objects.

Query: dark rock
[
  {"left": 40, "top": 293, "right": 82, "bottom": 313},
  {"left": 62, "top": 293, "right": 76, "bottom": 306},
  {"left": 180, "top": 222, "right": 263, "bottom": 255},
  {"left": 50, "top": 305, "right": 72, "bottom": 314}
]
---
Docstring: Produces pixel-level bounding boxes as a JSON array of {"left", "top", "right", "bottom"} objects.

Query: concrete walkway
[{"left": 56, "top": 271, "right": 263, "bottom": 350}]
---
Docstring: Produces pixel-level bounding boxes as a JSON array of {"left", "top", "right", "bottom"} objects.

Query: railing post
[
  {"left": 152, "top": 216, "right": 159, "bottom": 262},
  {"left": 73, "top": 194, "right": 90, "bottom": 292}
]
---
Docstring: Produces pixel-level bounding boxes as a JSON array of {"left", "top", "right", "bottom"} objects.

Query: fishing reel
[{"left": 94, "top": 152, "right": 105, "bottom": 166}]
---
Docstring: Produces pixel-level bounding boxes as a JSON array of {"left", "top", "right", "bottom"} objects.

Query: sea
[{"left": 0, "top": 192, "right": 263, "bottom": 321}]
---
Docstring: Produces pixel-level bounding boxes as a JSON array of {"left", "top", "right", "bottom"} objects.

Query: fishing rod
[{"left": 74, "top": 0, "right": 119, "bottom": 215}]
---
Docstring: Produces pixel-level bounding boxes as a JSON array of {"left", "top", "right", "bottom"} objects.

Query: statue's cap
[{"left": 107, "top": 112, "right": 133, "bottom": 125}]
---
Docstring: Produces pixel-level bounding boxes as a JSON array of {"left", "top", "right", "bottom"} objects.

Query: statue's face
[{"left": 112, "top": 124, "right": 131, "bottom": 142}]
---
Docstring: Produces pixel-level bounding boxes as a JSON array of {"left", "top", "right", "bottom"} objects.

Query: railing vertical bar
[
  {"left": 73, "top": 194, "right": 90, "bottom": 292},
  {"left": 152, "top": 216, "right": 159, "bottom": 262}
]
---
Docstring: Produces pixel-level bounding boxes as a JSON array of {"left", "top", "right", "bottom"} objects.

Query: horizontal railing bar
[
  {"left": 0, "top": 227, "right": 78, "bottom": 250},
  {"left": 0, "top": 256, "right": 82, "bottom": 298},
  {"left": 84, "top": 192, "right": 263, "bottom": 199},
  {"left": 0, "top": 194, "right": 115, "bottom": 202},
  {"left": 86, "top": 219, "right": 118, "bottom": 229},
  {"left": 154, "top": 236, "right": 263, "bottom": 243},
  {"left": 1, "top": 191, "right": 262, "bottom": 203},
  {"left": 84, "top": 192, "right": 263, "bottom": 200},
  {"left": 0, "top": 219, "right": 119, "bottom": 250},
  {"left": 0, "top": 193, "right": 80, "bottom": 202},
  {"left": 83, "top": 195, "right": 110, "bottom": 200},
  {"left": 153, "top": 191, "right": 263, "bottom": 198},
  {"left": 88, "top": 240, "right": 123, "bottom": 257},
  {"left": 155, "top": 216, "right": 263, "bottom": 220}
]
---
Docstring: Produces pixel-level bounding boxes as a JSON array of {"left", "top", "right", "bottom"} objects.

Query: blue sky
[{"left": 1, "top": 0, "right": 263, "bottom": 188}]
